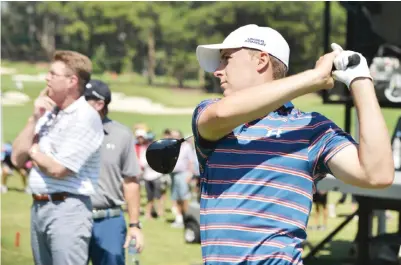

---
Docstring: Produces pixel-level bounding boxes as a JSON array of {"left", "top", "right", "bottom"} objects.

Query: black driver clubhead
[{"left": 146, "top": 138, "right": 185, "bottom": 174}]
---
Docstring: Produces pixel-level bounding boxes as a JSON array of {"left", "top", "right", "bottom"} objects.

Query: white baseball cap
[
  {"left": 196, "top": 24, "right": 290, "bottom": 73},
  {"left": 135, "top": 129, "right": 147, "bottom": 138}
]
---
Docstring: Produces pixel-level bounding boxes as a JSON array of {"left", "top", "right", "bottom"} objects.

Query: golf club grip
[{"left": 332, "top": 54, "right": 361, "bottom": 71}]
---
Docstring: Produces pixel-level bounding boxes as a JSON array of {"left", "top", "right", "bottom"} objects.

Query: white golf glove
[{"left": 331, "top": 43, "right": 372, "bottom": 88}]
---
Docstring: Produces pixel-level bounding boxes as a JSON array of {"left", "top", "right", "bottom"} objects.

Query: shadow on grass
[
  {"left": 6, "top": 187, "right": 25, "bottom": 193},
  {"left": 304, "top": 240, "right": 355, "bottom": 265}
]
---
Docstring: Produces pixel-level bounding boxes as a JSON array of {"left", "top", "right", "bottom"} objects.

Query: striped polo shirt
[
  {"left": 192, "top": 99, "right": 356, "bottom": 265},
  {"left": 29, "top": 96, "right": 104, "bottom": 196}
]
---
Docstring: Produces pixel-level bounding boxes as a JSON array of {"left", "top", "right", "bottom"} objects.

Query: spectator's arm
[
  {"left": 51, "top": 118, "right": 104, "bottom": 176},
  {"left": 30, "top": 144, "right": 72, "bottom": 178},
  {"left": 123, "top": 177, "right": 140, "bottom": 223},
  {"left": 121, "top": 131, "right": 142, "bottom": 223},
  {"left": 11, "top": 116, "right": 38, "bottom": 168}
]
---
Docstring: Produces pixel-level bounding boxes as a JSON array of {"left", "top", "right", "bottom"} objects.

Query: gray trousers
[{"left": 31, "top": 195, "right": 93, "bottom": 265}]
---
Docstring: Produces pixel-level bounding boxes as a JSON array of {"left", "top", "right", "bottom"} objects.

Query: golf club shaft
[
  {"left": 184, "top": 135, "right": 193, "bottom": 141},
  {"left": 331, "top": 53, "right": 360, "bottom": 72}
]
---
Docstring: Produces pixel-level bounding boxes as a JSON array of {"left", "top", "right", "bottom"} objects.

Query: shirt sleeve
[
  {"left": 308, "top": 113, "right": 358, "bottom": 181},
  {"left": 52, "top": 114, "right": 104, "bottom": 174},
  {"left": 191, "top": 99, "right": 220, "bottom": 174},
  {"left": 120, "top": 131, "right": 142, "bottom": 178}
]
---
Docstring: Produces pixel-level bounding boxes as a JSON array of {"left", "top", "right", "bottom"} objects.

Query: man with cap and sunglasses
[
  {"left": 192, "top": 24, "right": 394, "bottom": 264},
  {"left": 84, "top": 79, "right": 144, "bottom": 265}
]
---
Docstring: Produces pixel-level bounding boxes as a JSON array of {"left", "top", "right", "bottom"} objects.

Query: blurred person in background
[
  {"left": 1, "top": 141, "right": 31, "bottom": 193},
  {"left": 163, "top": 129, "right": 172, "bottom": 138},
  {"left": 311, "top": 190, "right": 328, "bottom": 230},
  {"left": 188, "top": 137, "right": 201, "bottom": 202},
  {"left": 132, "top": 125, "right": 154, "bottom": 218},
  {"left": 11, "top": 50, "right": 104, "bottom": 265},
  {"left": 133, "top": 123, "right": 149, "bottom": 133},
  {"left": 134, "top": 128, "right": 149, "bottom": 171},
  {"left": 85, "top": 79, "right": 144, "bottom": 265},
  {"left": 169, "top": 129, "right": 193, "bottom": 228},
  {"left": 140, "top": 131, "right": 164, "bottom": 219},
  {"left": 157, "top": 128, "right": 173, "bottom": 217}
]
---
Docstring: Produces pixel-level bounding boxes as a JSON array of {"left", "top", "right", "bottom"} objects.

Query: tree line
[{"left": 1, "top": 1, "right": 347, "bottom": 92}]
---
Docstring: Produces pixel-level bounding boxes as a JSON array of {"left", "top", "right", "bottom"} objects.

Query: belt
[
  {"left": 32, "top": 192, "right": 70, "bottom": 201},
  {"left": 92, "top": 207, "right": 122, "bottom": 220}
]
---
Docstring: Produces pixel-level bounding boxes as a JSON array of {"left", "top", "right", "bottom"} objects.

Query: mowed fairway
[{"left": 1, "top": 63, "right": 400, "bottom": 265}]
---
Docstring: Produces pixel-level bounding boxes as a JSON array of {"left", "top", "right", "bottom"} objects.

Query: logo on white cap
[{"left": 244, "top": 38, "right": 266, "bottom": 47}]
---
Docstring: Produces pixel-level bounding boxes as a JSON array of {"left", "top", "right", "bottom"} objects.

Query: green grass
[
  {"left": 1, "top": 74, "right": 220, "bottom": 109},
  {"left": 1, "top": 177, "right": 202, "bottom": 265}
]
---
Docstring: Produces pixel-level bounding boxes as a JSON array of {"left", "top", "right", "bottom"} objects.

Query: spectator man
[
  {"left": 155, "top": 128, "right": 173, "bottom": 218},
  {"left": 311, "top": 190, "right": 328, "bottom": 230},
  {"left": 85, "top": 79, "right": 144, "bottom": 265},
  {"left": 170, "top": 129, "right": 194, "bottom": 228},
  {"left": 139, "top": 138, "right": 164, "bottom": 220},
  {"left": 11, "top": 50, "right": 104, "bottom": 265}
]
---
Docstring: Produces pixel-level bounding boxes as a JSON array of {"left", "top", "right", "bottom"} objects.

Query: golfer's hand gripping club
[{"left": 330, "top": 43, "right": 373, "bottom": 88}]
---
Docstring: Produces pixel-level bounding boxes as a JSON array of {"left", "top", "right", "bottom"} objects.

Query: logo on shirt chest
[
  {"left": 265, "top": 129, "right": 282, "bottom": 138},
  {"left": 106, "top": 143, "right": 116, "bottom": 150}
]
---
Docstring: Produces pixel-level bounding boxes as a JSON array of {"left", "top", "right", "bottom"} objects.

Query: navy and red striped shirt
[{"left": 192, "top": 99, "right": 356, "bottom": 265}]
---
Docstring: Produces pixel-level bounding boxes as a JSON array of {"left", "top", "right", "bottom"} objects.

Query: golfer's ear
[
  {"left": 257, "top": 52, "right": 270, "bottom": 72},
  {"left": 98, "top": 101, "right": 105, "bottom": 112}
]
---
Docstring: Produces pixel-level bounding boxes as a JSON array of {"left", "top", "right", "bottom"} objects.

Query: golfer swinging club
[{"left": 192, "top": 24, "right": 394, "bottom": 264}]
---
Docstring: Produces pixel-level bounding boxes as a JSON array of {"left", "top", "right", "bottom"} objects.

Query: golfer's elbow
[{"left": 363, "top": 166, "right": 394, "bottom": 189}]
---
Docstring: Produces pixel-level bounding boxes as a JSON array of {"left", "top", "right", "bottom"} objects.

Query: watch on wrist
[{"left": 129, "top": 222, "right": 142, "bottom": 229}]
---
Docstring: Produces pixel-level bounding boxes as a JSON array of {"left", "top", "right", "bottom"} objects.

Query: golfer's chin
[{"left": 222, "top": 86, "right": 231, "bottom": 97}]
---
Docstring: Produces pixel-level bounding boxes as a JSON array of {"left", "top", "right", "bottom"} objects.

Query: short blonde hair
[
  {"left": 133, "top": 123, "right": 149, "bottom": 133},
  {"left": 53, "top": 50, "right": 92, "bottom": 94},
  {"left": 247, "top": 48, "right": 287, "bottom": 80}
]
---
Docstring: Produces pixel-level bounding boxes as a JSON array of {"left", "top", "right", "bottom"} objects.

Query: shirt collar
[
  {"left": 274, "top": 101, "right": 294, "bottom": 113},
  {"left": 283, "top": 101, "right": 294, "bottom": 109},
  {"left": 61, "top": 96, "right": 86, "bottom": 114},
  {"left": 102, "top": 116, "right": 111, "bottom": 135}
]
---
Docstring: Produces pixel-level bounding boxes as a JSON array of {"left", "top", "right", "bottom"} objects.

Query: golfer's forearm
[
  {"left": 351, "top": 79, "right": 394, "bottom": 184},
  {"left": 11, "top": 116, "right": 37, "bottom": 168},
  {"left": 123, "top": 180, "right": 141, "bottom": 223},
  {"left": 199, "top": 70, "right": 322, "bottom": 140}
]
